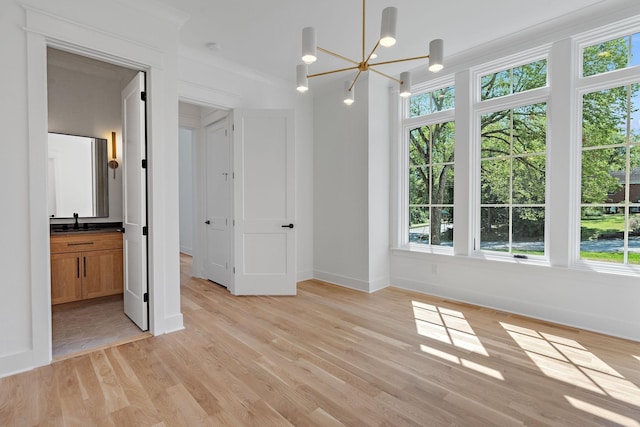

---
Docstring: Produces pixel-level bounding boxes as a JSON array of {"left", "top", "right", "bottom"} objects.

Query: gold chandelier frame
[{"left": 298, "top": 0, "right": 443, "bottom": 96}]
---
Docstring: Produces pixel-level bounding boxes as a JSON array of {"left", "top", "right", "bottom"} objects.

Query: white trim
[{"left": 313, "top": 270, "right": 371, "bottom": 293}]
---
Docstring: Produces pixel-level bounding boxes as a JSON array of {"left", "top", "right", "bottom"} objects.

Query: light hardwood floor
[{"left": 1, "top": 254, "right": 639, "bottom": 426}]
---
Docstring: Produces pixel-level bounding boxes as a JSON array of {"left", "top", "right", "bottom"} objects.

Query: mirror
[{"left": 47, "top": 132, "right": 109, "bottom": 218}]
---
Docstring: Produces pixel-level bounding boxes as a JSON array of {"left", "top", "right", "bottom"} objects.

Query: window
[
  {"left": 476, "top": 58, "right": 548, "bottom": 256},
  {"left": 410, "top": 85, "right": 454, "bottom": 117},
  {"left": 409, "top": 121, "right": 455, "bottom": 246},
  {"left": 580, "top": 83, "right": 640, "bottom": 265},
  {"left": 481, "top": 60, "right": 547, "bottom": 101},
  {"left": 480, "top": 103, "right": 547, "bottom": 255},
  {"left": 582, "top": 32, "right": 640, "bottom": 77},
  {"left": 405, "top": 85, "right": 455, "bottom": 249}
]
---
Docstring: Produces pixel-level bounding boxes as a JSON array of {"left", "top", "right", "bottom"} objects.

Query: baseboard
[
  {"left": 297, "top": 269, "right": 314, "bottom": 282},
  {"left": 0, "top": 350, "right": 40, "bottom": 380},
  {"left": 392, "top": 276, "right": 640, "bottom": 342},
  {"left": 313, "top": 270, "right": 370, "bottom": 293},
  {"left": 161, "top": 313, "right": 185, "bottom": 334}
]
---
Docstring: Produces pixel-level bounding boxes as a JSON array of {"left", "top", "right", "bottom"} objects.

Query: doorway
[
  {"left": 178, "top": 102, "right": 232, "bottom": 289},
  {"left": 47, "top": 48, "right": 148, "bottom": 359}
]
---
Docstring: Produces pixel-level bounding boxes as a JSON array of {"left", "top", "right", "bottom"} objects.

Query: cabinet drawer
[{"left": 50, "top": 232, "right": 123, "bottom": 254}]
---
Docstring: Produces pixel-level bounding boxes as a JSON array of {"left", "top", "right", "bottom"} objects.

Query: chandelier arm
[
  {"left": 308, "top": 65, "right": 360, "bottom": 79},
  {"left": 369, "top": 55, "right": 431, "bottom": 67},
  {"left": 317, "top": 47, "right": 360, "bottom": 66},
  {"left": 369, "top": 67, "right": 401, "bottom": 84},
  {"left": 364, "top": 40, "right": 380, "bottom": 65},
  {"left": 350, "top": 68, "right": 365, "bottom": 92},
  {"left": 362, "top": 0, "right": 366, "bottom": 62}
]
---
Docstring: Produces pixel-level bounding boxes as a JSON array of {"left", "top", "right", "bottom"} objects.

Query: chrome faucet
[{"left": 73, "top": 212, "right": 79, "bottom": 229}]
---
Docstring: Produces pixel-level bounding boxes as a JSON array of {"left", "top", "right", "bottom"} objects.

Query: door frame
[
  {"left": 25, "top": 14, "right": 183, "bottom": 368},
  {"left": 178, "top": 102, "right": 234, "bottom": 293}
]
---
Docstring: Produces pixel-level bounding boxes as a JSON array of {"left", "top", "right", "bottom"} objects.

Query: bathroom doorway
[{"left": 47, "top": 48, "right": 148, "bottom": 359}]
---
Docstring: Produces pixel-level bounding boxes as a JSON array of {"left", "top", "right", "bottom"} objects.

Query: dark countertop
[{"left": 50, "top": 222, "right": 123, "bottom": 235}]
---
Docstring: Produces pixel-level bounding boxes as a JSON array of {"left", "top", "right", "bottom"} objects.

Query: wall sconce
[{"left": 108, "top": 131, "right": 119, "bottom": 178}]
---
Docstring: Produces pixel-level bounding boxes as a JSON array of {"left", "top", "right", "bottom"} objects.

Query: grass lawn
[
  {"left": 581, "top": 212, "right": 640, "bottom": 239},
  {"left": 580, "top": 251, "right": 640, "bottom": 264},
  {"left": 511, "top": 249, "right": 640, "bottom": 263}
]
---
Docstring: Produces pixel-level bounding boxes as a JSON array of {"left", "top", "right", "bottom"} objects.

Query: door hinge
[
  {"left": 232, "top": 124, "right": 235, "bottom": 131},
  {"left": 142, "top": 159, "right": 147, "bottom": 169},
  {"left": 141, "top": 91, "right": 147, "bottom": 102},
  {"left": 232, "top": 172, "right": 235, "bottom": 179},
  {"left": 233, "top": 267, "right": 235, "bottom": 274},
  {"left": 233, "top": 219, "right": 235, "bottom": 226},
  {"left": 143, "top": 226, "right": 148, "bottom": 236},
  {"left": 143, "top": 292, "right": 148, "bottom": 302}
]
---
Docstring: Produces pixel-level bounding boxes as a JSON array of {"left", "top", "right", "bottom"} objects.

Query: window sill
[
  {"left": 471, "top": 251, "right": 550, "bottom": 268},
  {"left": 570, "top": 260, "right": 640, "bottom": 277},
  {"left": 391, "top": 244, "right": 454, "bottom": 258}
]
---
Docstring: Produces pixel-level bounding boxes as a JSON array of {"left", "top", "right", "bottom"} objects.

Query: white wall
[
  {"left": 178, "top": 127, "right": 194, "bottom": 255},
  {"left": 0, "top": 0, "right": 187, "bottom": 378},
  {"left": 368, "top": 74, "right": 391, "bottom": 292},
  {"left": 313, "top": 79, "right": 370, "bottom": 290},
  {"left": 313, "top": 74, "right": 391, "bottom": 292},
  {"left": 178, "top": 48, "right": 315, "bottom": 282}
]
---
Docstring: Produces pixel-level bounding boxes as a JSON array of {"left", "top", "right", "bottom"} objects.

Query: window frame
[
  {"left": 471, "top": 49, "right": 551, "bottom": 262},
  {"left": 399, "top": 77, "right": 456, "bottom": 254},
  {"left": 573, "top": 23, "right": 640, "bottom": 273}
]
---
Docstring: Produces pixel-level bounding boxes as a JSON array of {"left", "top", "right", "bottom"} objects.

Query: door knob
[
  {"left": 205, "top": 220, "right": 211, "bottom": 224},
  {"left": 281, "top": 224, "right": 294, "bottom": 229}
]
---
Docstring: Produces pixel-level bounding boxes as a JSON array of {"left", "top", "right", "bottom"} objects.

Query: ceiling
[{"left": 154, "top": 0, "right": 626, "bottom": 84}]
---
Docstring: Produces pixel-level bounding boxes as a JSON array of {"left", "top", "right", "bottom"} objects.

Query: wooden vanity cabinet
[{"left": 50, "top": 231, "right": 123, "bottom": 305}]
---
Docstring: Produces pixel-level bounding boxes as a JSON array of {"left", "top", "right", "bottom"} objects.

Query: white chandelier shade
[
  {"left": 296, "top": 64, "right": 309, "bottom": 92},
  {"left": 428, "top": 39, "right": 444, "bottom": 72},
  {"left": 302, "top": 27, "right": 317, "bottom": 64},
  {"left": 399, "top": 71, "right": 411, "bottom": 98},
  {"left": 296, "top": 0, "right": 444, "bottom": 105},
  {"left": 379, "top": 7, "right": 397, "bottom": 48},
  {"left": 343, "top": 81, "right": 355, "bottom": 105}
]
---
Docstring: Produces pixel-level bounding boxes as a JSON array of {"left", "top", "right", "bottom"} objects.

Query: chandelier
[{"left": 295, "top": 0, "right": 444, "bottom": 104}]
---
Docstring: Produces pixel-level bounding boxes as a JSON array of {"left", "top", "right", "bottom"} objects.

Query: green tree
[
  {"left": 409, "top": 37, "right": 637, "bottom": 247},
  {"left": 409, "top": 87, "right": 455, "bottom": 245},
  {"left": 581, "top": 38, "right": 634, "bottom": 204}
]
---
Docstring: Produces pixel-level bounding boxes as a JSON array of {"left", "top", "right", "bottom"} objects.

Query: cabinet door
[
  {"left": 51, "top": 252, "right": 82, "bottom": 305},
  {"left": 82, "top": 249, "right": 124, "bottom": 300}
]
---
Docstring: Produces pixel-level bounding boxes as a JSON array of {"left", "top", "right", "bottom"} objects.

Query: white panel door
[
  {"left": 204, "top": 120, "right": 231, "bottom": 287},
  {"left": 233, "top": 110, "right": 295, "bottom": 295},
  {"left": 122, "top": 72, "right": 148, "bottom": 330}
]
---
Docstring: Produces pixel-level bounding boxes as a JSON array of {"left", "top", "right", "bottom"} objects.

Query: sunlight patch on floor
[
  {"left": 419, "top": 344, "right": 504, "bottom": 380},
  {"left": 412, "top": 301, "right": 502, "bottom": 380},
  {"left": 413, "top": 301, "right": 488, "bottom": 356},
  {"left": 502, "top": 322, "right": 640, "bottom": 406},
  {"left": 565, "top": 395, "right": 640, "bottom": 427}
]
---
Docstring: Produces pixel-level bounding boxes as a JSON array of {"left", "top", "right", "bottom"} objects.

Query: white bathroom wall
[
  {"left": 47, "top": 48, "right": 137, "bottom": 224},
  {"left": 178, "top": 127, "right": 194, "bottom": 255}
]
